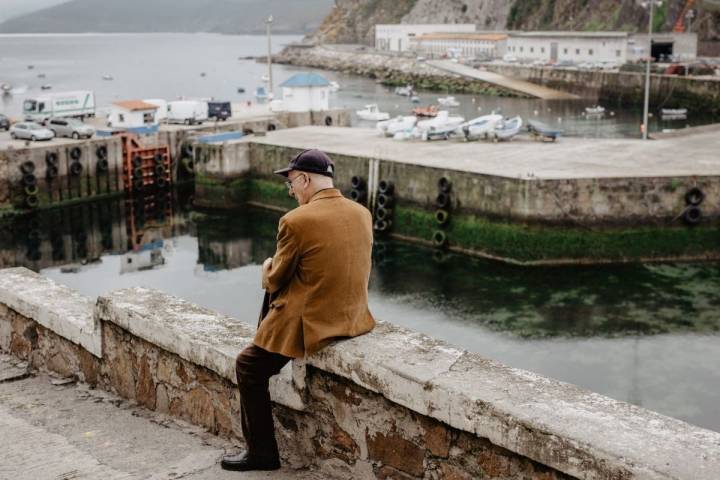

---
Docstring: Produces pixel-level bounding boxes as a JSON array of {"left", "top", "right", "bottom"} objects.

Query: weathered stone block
[{"left": 366, "top": 431, "right": 425, "bottom": 477}]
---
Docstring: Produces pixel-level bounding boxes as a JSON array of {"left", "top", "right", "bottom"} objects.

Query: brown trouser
[{"left": 235, "top": 343, "right": 292, "bottom": 460}]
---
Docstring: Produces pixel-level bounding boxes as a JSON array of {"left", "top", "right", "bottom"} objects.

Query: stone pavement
[{"left": 0, "top": 354, "right": 328, "bottom": 480}]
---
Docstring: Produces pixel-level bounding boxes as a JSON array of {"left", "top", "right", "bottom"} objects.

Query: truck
[
  {"left": 23, "top": 91, "right": 95, "bottom": 123},
  {"left": 207, "top": 101, "right": 232, "bottom": 121},
  {"left": 167, "top": 100, "right": 208, "bottom": 125}
]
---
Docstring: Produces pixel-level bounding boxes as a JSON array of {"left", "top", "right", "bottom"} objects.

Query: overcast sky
[{"left": 0, "top": 0, "right": 68, "bottom": 23}]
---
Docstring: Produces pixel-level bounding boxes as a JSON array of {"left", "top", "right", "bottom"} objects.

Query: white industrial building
[
  {"left": 279, "top": 73, "right": 330, "bottom": 112},
  {"left": 410, "top": 33, "right": 508, "bottom": 59},
  {"left": 375, "top": 24, "right": 476, "bottom": 52},
  {"left": 506, "top": 32, "right": 628, "bottom": 64},
  {"left": 107, "top": 100, "right": 159, "bottom": 132},
  {"left": 627, "top": 32, "right": 698, "bottom": 61}
]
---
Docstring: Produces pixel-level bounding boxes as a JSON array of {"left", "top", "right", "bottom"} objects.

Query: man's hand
[{"left": 261, "top": 257, "right": 272, "bottom": 290}]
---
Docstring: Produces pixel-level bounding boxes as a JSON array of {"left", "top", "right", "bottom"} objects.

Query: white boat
[
  {"left": 417, "top": 111, "right": 465, "bottom": 141},
  {"left": 356, "top": 104, "right": 390, "bottom": 121},
  {"left": 329, "top": 81, "right": 340, "bottom": 92},
  {"left": 376, "top": 115, "right": 417, "bottom": 137},
  {"left": 489, "top": 116, "right": 523, "bottom": 141},
  {"left": 102, "top": 75, "right": 114, "bottom": 81},
  {"left": 661, "top": 108, "right": 688, "bottom": 116},
  {"left": 585, "top": 105, "right": 605, "bottom": 114},
  {"left": 438, "top": 96, "right": 460, "bottom": 107},
  {"left": 394, "top": 85, "right": 414, "bottom": 96},
  {"left": 456, "top": 114, "right": 503, "bottom": 140},
  {"left": 410, "top": 95, "right": 421, "bottom": 103}
]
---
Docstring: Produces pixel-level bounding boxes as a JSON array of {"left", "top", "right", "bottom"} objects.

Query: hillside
[
  {"left": 311, "top": 0, "right": 720, "bottom": 48},
  {"left": 0, "top": 0, "right": 333, "bottom": 34}
]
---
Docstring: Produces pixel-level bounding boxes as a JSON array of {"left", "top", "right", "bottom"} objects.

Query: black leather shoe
[{"left": 221, "top": 450, "right": 281, "bottom": 471}]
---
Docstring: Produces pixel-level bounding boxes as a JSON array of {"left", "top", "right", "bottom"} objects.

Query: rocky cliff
[{"left": 311, "top": 0, "right": 720, "bottom": 46}]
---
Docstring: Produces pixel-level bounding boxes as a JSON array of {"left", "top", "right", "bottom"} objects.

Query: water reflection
[{"left": 1, "top": 198, "right": 719, "bottom": 431}]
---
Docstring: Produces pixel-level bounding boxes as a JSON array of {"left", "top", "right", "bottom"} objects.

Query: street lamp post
[
  {"left": 641, "top": 0, "right": 662, "bottom": 140},
  {"left": 266, "top": 15, "right": 274, "bottom": 99}
]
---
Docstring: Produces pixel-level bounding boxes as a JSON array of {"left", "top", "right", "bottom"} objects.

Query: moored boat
[
  {"left": 457, "top": 114, "right": 503, "bottom": 140},
  {"left": 356, "top": 104, "right": 390, "bottom": 121},
  {"left": 377, "top": 115, "right": 417, "bottom": 137},
  {"left": 585, "top": 105, "right": 605, "bottom": 115},
  {"left": 438, "top": 96, "right": 460, "bottom": 107},
  {"left": 490, "top": 116, "right": 523, "bottom": 142},
  {"left": 527, "top": 119, "right": 562, "bottom": 141},
  {"left": 413, "top": 105, "right": 438, "bottom": 117}
]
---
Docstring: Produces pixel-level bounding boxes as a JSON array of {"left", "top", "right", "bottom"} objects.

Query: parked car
[
  {"left": 0, "top": 114, "right": 10, "bottom": 131},
  {"left": 9, "top": 122, "right": 54, "bottom": 141},
  {"left": 47, "top": 117, "right": 95, "bottom": 139},
  {"left": 207, "top": 101, "right": 232, "bottom": 121}
]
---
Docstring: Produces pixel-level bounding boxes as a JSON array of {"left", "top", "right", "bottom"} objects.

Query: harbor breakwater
[
  {"left": 274, "top": 44, "right": 528, "bottom": 97},
  {"left": 1, "top": 266, "right": 719, "bottom": 479}
]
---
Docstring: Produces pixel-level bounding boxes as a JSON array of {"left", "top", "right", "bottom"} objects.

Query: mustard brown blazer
[{"left": 254, "top": 188, "right": 376, "bottom": 358}]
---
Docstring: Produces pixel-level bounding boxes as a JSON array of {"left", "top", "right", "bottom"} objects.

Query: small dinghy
[
  {"left": 490, "top": 116, "right": 523, "bottom": 142},
  {"left": 418, "top": 111, "right": 465, "bottom": 141},
  {"left": 585, "top": 105, "right": 605, "bottom": 115},
  {"left": 438, "top": 96, "right": 460, "bottom": 107},
  {"left": 377, "top": 115, "right": 417, "bottom": 137},
  {"left": 410, "top": 95, "right": 421, "bottom": 103},
  {"left": 102, "top": 74, "right": 114, "bottom": 81},
  {"left": 527, "top": 119, "right": 562, "bottom": 142},
  {"left": 237, "top": 87, "right": 246, "bottom": 93},
  {"left": 40, "top": 84, "right": 52, "bottom": 90},
  {"left": 356, "top": 104, "right": 390, "bottom": 121},
  {"left": 457, "top": 114, "right": 503, "bottom": 141},
  {"left": 394, "top": 85, "right": 414, "bottom": 96},
  {"left": 413, "top": 105, "right": 438, "bottom": 117},
  {"left": 661, "top": 108, "right": 688, "bottom": 118}
]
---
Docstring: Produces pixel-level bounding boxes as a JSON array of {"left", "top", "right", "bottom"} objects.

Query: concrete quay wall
[
  {"left": 1, "top": 267, "right": 719, "bottom": 479},
  {"left": 483, "top": 64, "right": 720, "bottom": 113}
]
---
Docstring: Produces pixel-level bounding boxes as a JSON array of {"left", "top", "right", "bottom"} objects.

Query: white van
[
  {"left": 23, "top": 91, "right": 95, "bottom": 123},
  {"left": 167, "top": 100, "right": 208, "bottom": 125},
  {"left": 143, "top": 99, "right": 168, "bottom": 122}
]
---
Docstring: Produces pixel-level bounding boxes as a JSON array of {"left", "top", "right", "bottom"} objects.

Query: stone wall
[{"left": 1, "top": 266, "right": 719, "bottom": 479}]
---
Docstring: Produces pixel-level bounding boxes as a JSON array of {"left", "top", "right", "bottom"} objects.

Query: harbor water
[
  {"left": 1, "top": 195, "right": 718, "bottom": 432},
  {"left": 1, "top": 33, "right": 718, "bottom": 137}
]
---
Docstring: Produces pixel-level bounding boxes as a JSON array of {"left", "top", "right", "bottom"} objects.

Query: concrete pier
[{"left": 193, "top": 125, "right": 720, "bottom": 264}]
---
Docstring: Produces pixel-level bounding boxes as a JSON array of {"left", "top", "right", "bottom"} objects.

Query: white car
[{"left": 9, "top": 122, "right": 54, "bottom": 141}]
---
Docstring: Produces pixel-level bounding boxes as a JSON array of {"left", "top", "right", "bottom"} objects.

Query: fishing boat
[
  {"left": 102, "top": 75, "right": 114, "bottom": 81},
  {"left": 413, "top": 105, "right": 438, "bottom": 117},
  {"left": 329, "top": 81, "right": 340, "bottom": 92},
  {"left": 527, "top": 119, "right": 562, "bottom": 142},
  {"left": 489, "top": 116, "right": 523, "bottom": 142},
  {"left": 40, "top": 84, "right": 52, "bottom": 90},
  {"left": 237, "top": 87, "right": 246, "bottom": 93},
  {"left": 394, "top": 85, "right": 414, "bottom": 96},
  {"left": 376, "top": 115, "right": 417, "bottom": 137},
  {"left": 457, "top": 114, "right": 503, "bottom": 140},
  {"left": 438, "top": 96, "right": 460, "bottom": 107},
  {"left": 356, "top": 104, "right": 390, "bottom": 121},
  {"left": 418, "top": 111, "right": 465, "bottom": 141},
  {"left": 585, "top": 105, "right": 605, "bottom": 115},
  {"left": 661, "top": 108, "right": 688, "bottom": 116}
]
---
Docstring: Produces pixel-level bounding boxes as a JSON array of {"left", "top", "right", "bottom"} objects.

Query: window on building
[
  {"left": 118, "top": 114, "right": 125, "bottom": 123},
  {"left": 541, "top": 47, "right": 545, "bottom": 53},
  {"left": 520, "top": 46, "right": 524, "bottom": 52},
  {"left": 616, "top": 50, "right": 621, "bottom": 57},
  {"left": 589, "top": 49, "right": 593, "bottom": 55},
  {"left": 575, "top": 48, "right": 580, "bottom": 55},
  {"left": 564, "top": 48, "right": 568, "bottom": 54},
  {"left": 530, "top": 47, "right": 534, "bottom": 53}
]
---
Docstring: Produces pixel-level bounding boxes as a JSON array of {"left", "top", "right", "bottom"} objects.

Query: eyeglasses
[{"left": 285, "top": 174, "right": 307, "bottom": 190}]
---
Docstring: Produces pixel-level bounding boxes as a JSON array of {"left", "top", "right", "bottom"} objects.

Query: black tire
[
  {"left": 435, "top": 192, "right": 450, "bottom": 209},
  {"left": 133, "top": 178, "right": 144, "bottom": 191},
  {"left": 31, "top": 135, "right": 37, "bottom": 142},
  {"left": 378, "top": 180, "right": 394, "bottom": 195},
  {"left": 154, "top": 164, "right": 166, "bottom": 176},
  {"left": 132, "top": 167, "right": 143, "bottom": 179},
  {"left": 182, "top": 157, "right": 194, "bottom": 174},
  {"left": 20, "top": 161, "right": 36, "bottom": 175},
  {"left": 69, "top": 146, "right": 82, "bottom": 160},
  {"left": 46, "top": 151, "right": 59, "bottom": 166},
  {"left": 435, "top": 209, "right": 449, "bottom": 225},
  {"left": 156, "top": 177, "right": 168, "bottom": 189},
  {"left": 46, "top": 165, "right": 58, "bottom": 179},
  {"left": 324, "top": 116, "right": 333, "bottom": 126},
  {"left": 154, "top": 153, "right": 165, "bottom": 165},
  {"left": 25, "top": 195, "right": 39, "bottom": 209},
  {"left": 376, "top": 206, "right": 392, "bottom": 221},
  {"left": 132, "top": 155, "right": 143, "bottom": 168},
  {"left": 22, "top": 174, "right": 37, "bottom": 187},
  {"left": 72, "top": 132, "right": 80, "bottom": 140},
  {"left": 373, "top": 219, "right": 391, "bottom": 232},
  {"left": 685, "top": 187, "right": 705, "bottom": 206},
  {"left": 96, "top": 145, "right": 108, "bottom": 160},
  {"left": 350, "top": 176, "right": 365, "bottom": 189},
  {"left": 350, "top": 189, "right": 366, "bottom": 203},
  {"left": 683, "top": 206, "right": 702, "bottom": 226},
  {"left": 24, "top": 185, "right": 39, "bottom": 196},
  {"left": 96, "top": 159, "right": 109, "bottom": 173},
  {"left": 432, "top": 230, "right": 447, "bottom": 248},
  {"left": 377, "top": 193, "right": 394, "bottom": 208},
  {"left": 438, "top": 177, "right": 452, "bottom": 193},
  {"left": 70, "top": 161, "right": 83, "bottom": 176},
  {"left": 182, "top": 143, "right": 194, "bottom": 158}
]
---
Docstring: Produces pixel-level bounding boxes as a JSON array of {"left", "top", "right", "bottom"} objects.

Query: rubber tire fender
[
  {"left": 685, "top": 187, "right": 705, "bottom": 206},
  {"left": 69, "top": 146, "right": 82, "bottom": 160}
]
